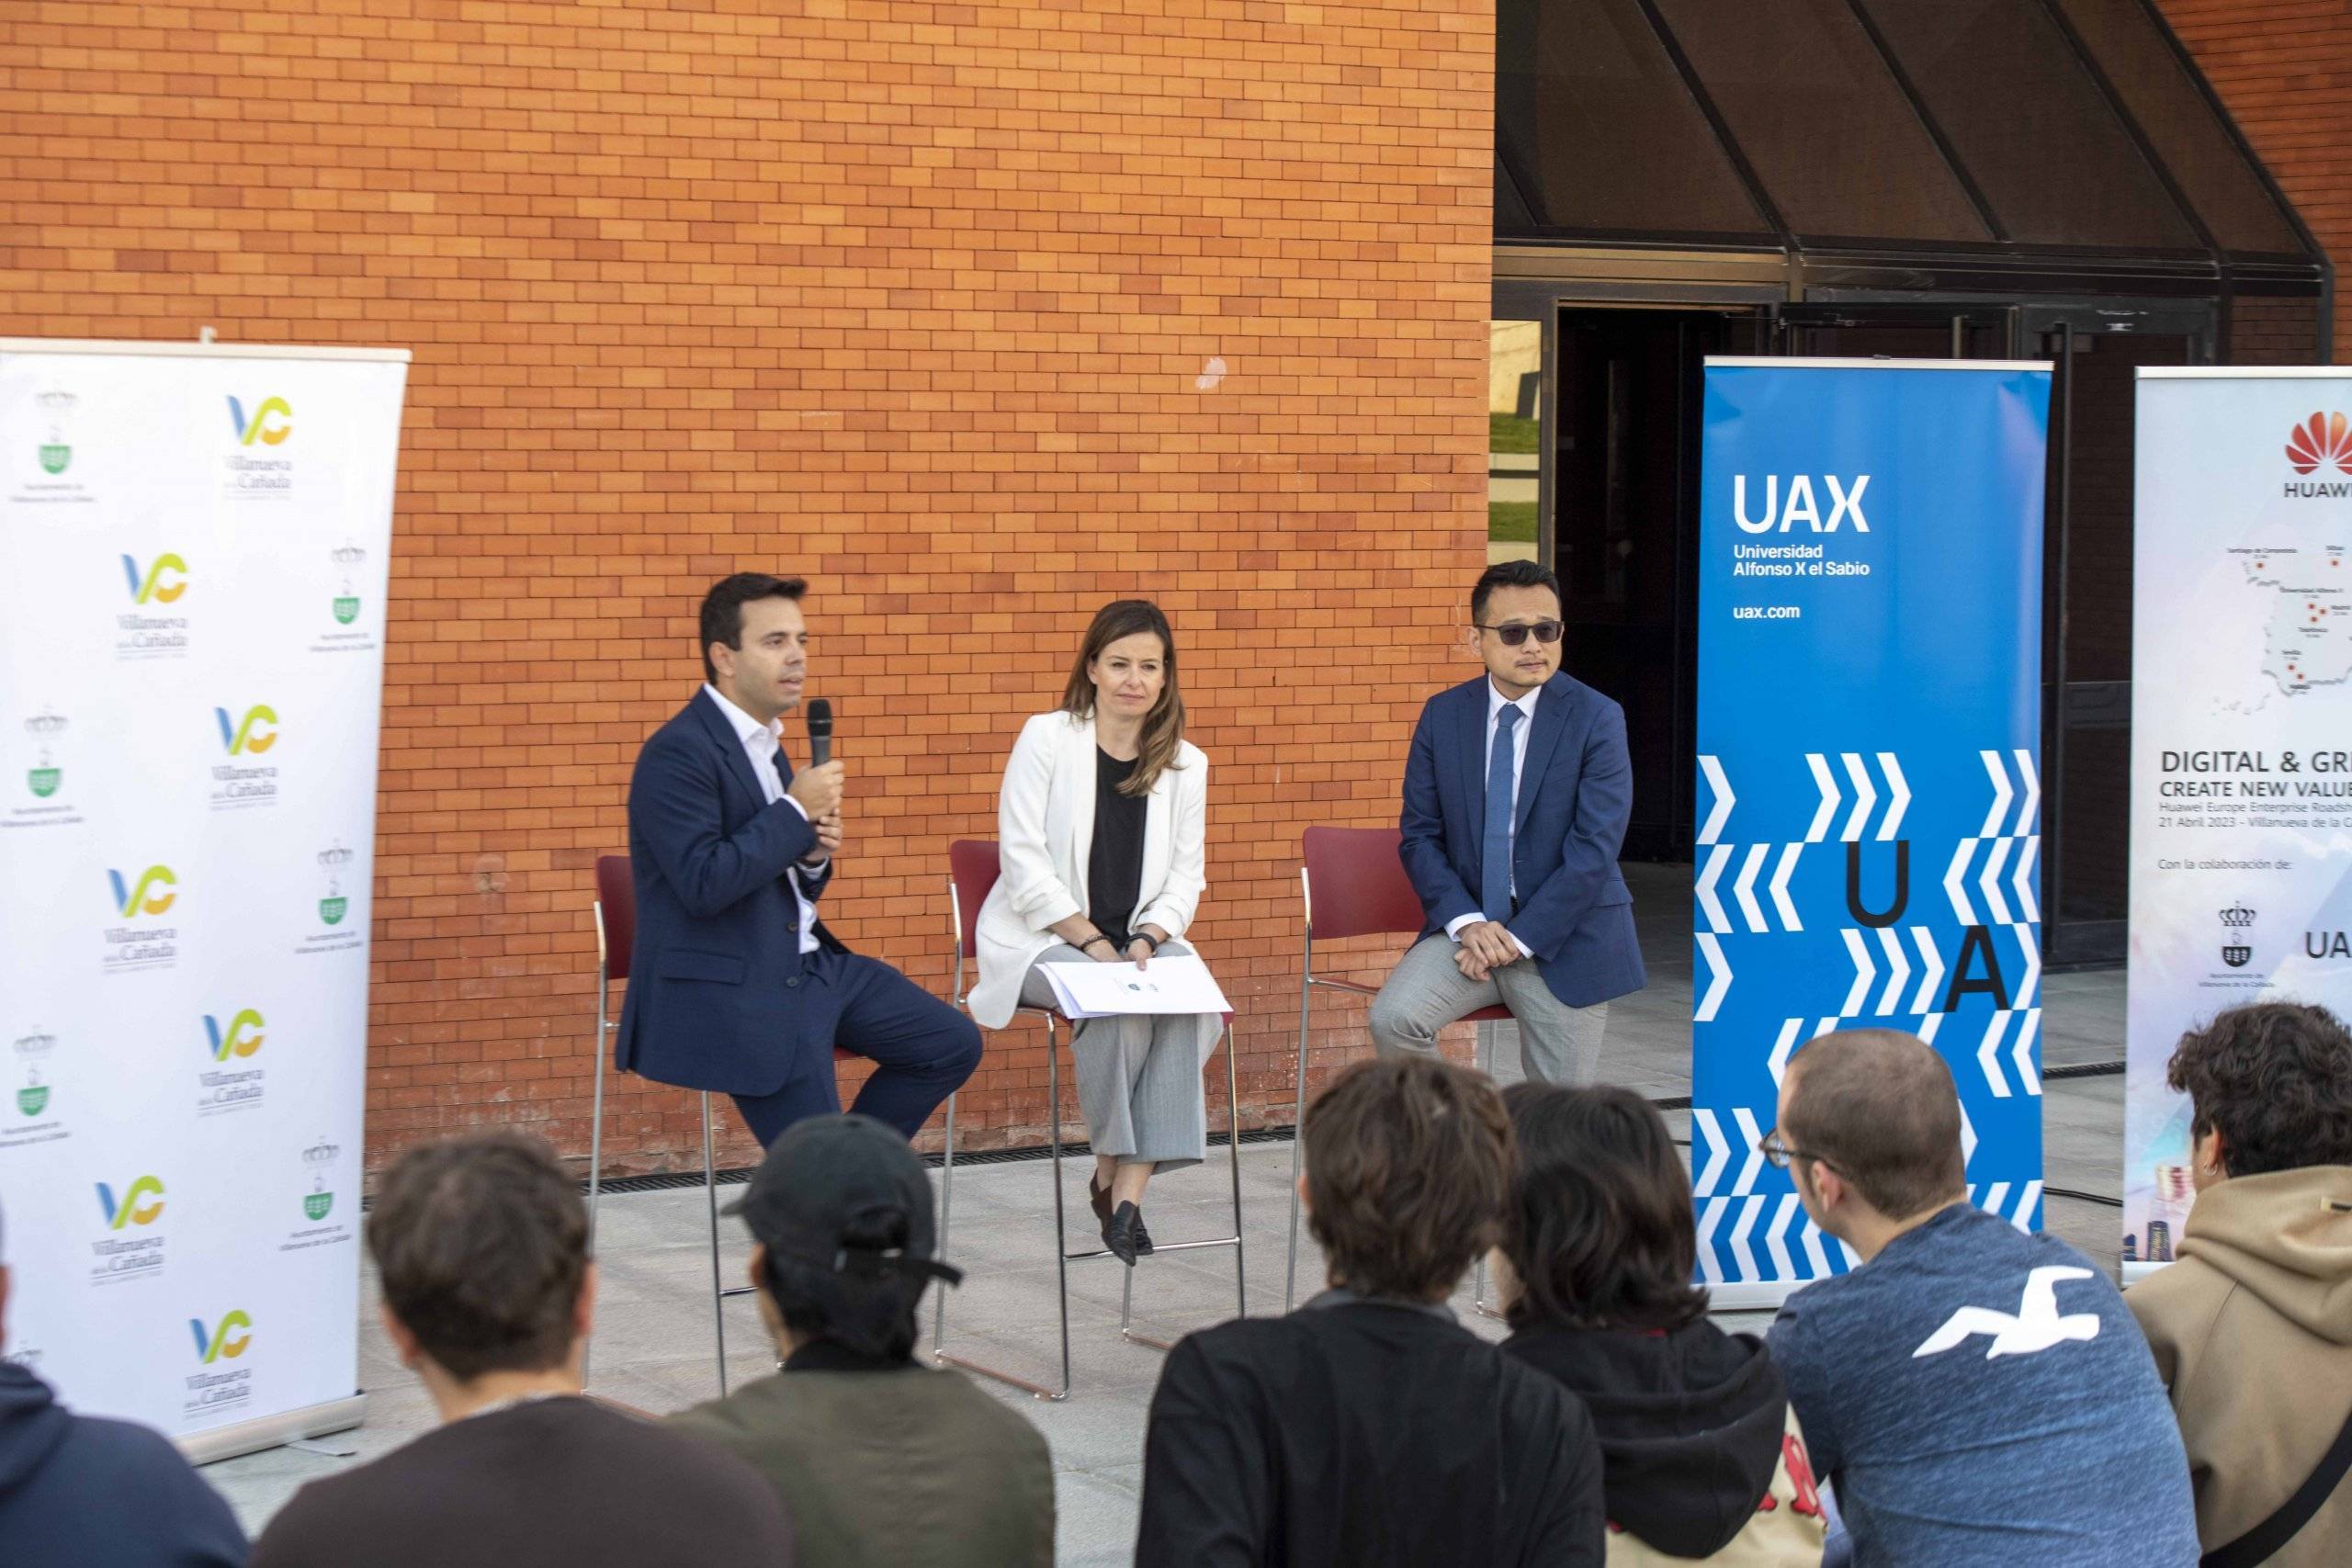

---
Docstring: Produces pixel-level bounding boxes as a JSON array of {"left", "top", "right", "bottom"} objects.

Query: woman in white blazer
[{"left": 972, "top": 600, "right": 1216, "bottom": 1265}]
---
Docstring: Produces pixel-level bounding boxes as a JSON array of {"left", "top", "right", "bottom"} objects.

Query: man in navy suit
[
  {"left": 1369, "top": 559, "right": 1645, "bottom": 1086},
  {"left": 617, "top": 573, "right": 981, "bottom": 1145}
]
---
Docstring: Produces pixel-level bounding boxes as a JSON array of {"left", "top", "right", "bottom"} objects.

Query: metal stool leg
[
  {"left": 933, "top": 1015, "right": 1077, "bottom": 1401},
  {"left": 584, "top": 964, "right": 609, "bottom": 1387},
  {"left": 932, "top": 1089, "right": 957, "bottom": 1356},
  {"left": 1285, "top": 944, "right": 1315, "bottom": 1311},
  {"left": 704, "top": 1092, "right": 729, "bottom": 1396},
  {"left": 1046, "top": 1016, "right": 1073, "bottom": 1396},
  {"left": 1120, "top": 1018, "right": 1249, "bottom": 1349},
  {"left": 1474, "top": 1023, "right": 1501, "bottom": 1319},
  {"left": 1227, "top": 1021, "right": 1247, "bottom": 1318}
]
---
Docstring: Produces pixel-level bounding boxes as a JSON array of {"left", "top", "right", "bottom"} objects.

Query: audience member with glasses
[{"left": 1369, "top": 558, "right": 1645, "bottom": 1087}]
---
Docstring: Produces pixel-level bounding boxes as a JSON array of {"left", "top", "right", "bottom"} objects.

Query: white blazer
[{"left": 969, "top": 709, "right": 1208, "bottom": 1030}]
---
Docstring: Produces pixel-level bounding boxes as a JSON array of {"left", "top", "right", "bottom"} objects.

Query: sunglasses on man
[{"left": 1473, "top": 619, "right": 1565, "bottom": 647}]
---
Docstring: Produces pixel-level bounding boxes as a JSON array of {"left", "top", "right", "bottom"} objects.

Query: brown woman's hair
[
  {"left": 1500, "top": 1083, "right": 1707, "bottom": 1332},
  {"left": 1303, "top": 1056, "right": 1514, "bottom": 1302},
  {"left": 1060, "top": 599, "right": 1186, "bottom": 796}
]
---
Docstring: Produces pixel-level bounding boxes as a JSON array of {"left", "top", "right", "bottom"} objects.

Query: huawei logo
[{"left": 2287, "top": 412, "right": 2352, "bottom": 477}]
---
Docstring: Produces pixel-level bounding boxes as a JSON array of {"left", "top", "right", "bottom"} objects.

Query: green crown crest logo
[
  {"left": 14, "top": 1030, "right": 52, "bottom": 1117},
  {"left": 24, "top": 713, "right": 63, "bottom": 798},
  {"left": 332, "top": 546, "right": 365, "bottom": 625},
  {"left": 36, "top": 392, "right": 73, "bottom": 476},
  {"left": 303, "top": 1136, "right": 338, "bottom": 1221},
  {"left": 318, "top": 843, "right": 353, "bottom": 925}
]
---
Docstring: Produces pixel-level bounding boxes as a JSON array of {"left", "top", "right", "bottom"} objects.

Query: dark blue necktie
[{"left": 1482, "top": 705, "right": 1520, "bottom": 920}]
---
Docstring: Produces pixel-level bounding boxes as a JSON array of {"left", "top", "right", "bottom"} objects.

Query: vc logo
[
  {"left": 227, "top": 396, "right": 292, "bottom": 447},
  {"left": 214, "top": 705, "right": 278, "bottom": 755},
  {"left": 96, "top": 1175, "right": 165, "bottom": 1229},
  {"left": 188, "top": 1311, "right": 253, "bottom": 1364},
  {"left": 121, "top": 553, "right": 188, "bottom": 604},
  {"left": 203, "top": 1010, "right": 266, "bottom": 1061},
  {"left": 107, "top": 865, "right": 177, "bottom": 917}
]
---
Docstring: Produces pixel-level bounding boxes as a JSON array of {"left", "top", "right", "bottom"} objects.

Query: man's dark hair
[
  {"left": 756, "top": 1211, "right": 927, "bottom": 1362},
  {"left": 698, "top": 572, "right": 806, "bottom": 682},
  {"left": 1500, "top": 1083, "right": 1707, "bottom": 1333},
  {"left": 1470, "top": 558, "right": 1561, "bottom": 624},
  {"left": 1783, "top": 1029, "right": 1966, "bottom": 1222},
  {"left": 1304, "top": 1055, "right": 1513, "bottom": 1301},
  {"left": 368, "top": 1132, "right": 588, "bottom": 1382},
  {"left": 2168, "top": 1001, "right": 2352, "bottom": 1175}
]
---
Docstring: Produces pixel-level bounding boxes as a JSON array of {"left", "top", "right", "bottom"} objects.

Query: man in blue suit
[
  {"left": 617, "top": 573, "right": 981, "bottom": 1145},
  {"left": 1369, "top": 559, "right": 1645, "bottom": 1086}
]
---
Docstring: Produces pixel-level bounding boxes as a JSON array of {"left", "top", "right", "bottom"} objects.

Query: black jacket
[
  {"left": 1504, "top": 1319, "right": 1795, "bottom": 1557},
  {"left": 0, "top": 1359, "right": 248, "bottom": 1568},
  {"left": 1137, "top": 1294, "right": 1605, "bottom": 1568}
]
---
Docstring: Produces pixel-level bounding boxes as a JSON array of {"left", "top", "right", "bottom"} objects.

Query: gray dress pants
[
  {"left": 1020, "top": 939, "right": 1216, "bottom": 1171},
  {"left": 1367, "top": 933, "right": 1607, "bottom": 1087}
]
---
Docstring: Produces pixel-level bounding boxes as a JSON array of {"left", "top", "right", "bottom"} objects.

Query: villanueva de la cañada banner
[
  {"left": 2126, "top": 368, "right": 2352, "bottom": 1280},
  {"left": 1693, "top": 358, "right": 2052, "bottom": 1308},
  {"left": 0, "top": 340, "right": 407, "bottom": 1460}
]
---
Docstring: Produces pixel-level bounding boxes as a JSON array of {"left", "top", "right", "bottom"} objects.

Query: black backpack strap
[{"left": 2201, "top": 1404, "right": 2352, "bottom": 1568}]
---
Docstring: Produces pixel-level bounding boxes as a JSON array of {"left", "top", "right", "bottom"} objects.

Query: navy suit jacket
[
  {"left": 616, "top": 689, "right": 843, "bottom": 1096},
  {"left": 1398, "top": 671, "right": 1645, "bottom": 1009}
]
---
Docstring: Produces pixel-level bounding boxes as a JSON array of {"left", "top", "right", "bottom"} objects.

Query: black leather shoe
[
  {"left": 1104, "top": 1201, "right": 1144, "bottom": 1266},
  {"left": 1131, "top": 1207, "right": 1155, "bottom": 1256}
]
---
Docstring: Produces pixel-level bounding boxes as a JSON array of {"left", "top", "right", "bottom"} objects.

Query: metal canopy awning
[{"left": 1496, "top": 0, "right": 2327, "bottom": 306}]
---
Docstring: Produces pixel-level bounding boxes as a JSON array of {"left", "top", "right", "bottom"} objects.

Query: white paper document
[{"left": 1041, "top": 953, "right": 1233, "bottom": 1019}]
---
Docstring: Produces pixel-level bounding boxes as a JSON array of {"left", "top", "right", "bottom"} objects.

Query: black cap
[{"left": 725, "top": 1113, "right": 961, "bottom": 1289}]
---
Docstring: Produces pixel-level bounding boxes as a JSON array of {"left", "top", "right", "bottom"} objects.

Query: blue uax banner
[{"left": 1693, "top": 358, "right": 2052, "bottom": 1306}]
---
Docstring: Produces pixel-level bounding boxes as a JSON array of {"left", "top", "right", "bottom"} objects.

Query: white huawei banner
[
  {"left": 0, "top": 339, "right": 406, "bottom": 1460},
  {"left": 2126, "top": 367, "right": 2352, "bottom": 1280}
]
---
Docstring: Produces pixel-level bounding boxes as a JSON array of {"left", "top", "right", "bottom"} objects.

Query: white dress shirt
[
  {"left": 704, "top": 682, "right": 822, "bottom": 955},
  {"left": 1445, "top": 680, "right": 1539, "bottom": 958}
]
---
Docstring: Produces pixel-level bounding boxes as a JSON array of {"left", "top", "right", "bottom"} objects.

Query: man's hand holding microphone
[{"left": 788, "top": 698, "right": 845, "bottom": 865}]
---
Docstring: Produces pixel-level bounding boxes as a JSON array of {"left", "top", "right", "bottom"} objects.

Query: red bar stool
[
  {"left": 1288, "top": 827, "right": 1512, "bottom": 1312},
  {"left": 930, "top": 839, "right": 1245, "bottom": 1401},
  {"left": 585, "top": 853, "right": 850, "bottom": 1395}
]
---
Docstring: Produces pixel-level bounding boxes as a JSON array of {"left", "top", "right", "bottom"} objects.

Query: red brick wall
[
  {"left": 2158, "top": 0, "right": 2349, "bottom": 361},
  {"left": 0, "top": 0, "right": 1497, "bottom": 1173}
]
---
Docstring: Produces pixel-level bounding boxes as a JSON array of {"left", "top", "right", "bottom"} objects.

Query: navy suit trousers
[{"left": 728, "top": 947, "right": 982, "bottom": 1145}]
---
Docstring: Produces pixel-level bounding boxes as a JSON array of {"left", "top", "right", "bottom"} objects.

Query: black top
[
  {"left": 1505, "top": 1318, "right": 1792, "bottom": 1558},
  {"left": 248, "top": 1395, "right": 796, "bottom": 1568},
  {"left": 1086, "top": 747, "right": 1148, "bottom": 948},
  {"left": 1136, "top": 1295, "right": 1606, "bottom": 1568}
]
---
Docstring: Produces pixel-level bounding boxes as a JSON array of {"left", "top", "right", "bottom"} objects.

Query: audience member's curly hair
[{"left": 2168, "top": 1001, "right": 2352, "bottom": 1175}]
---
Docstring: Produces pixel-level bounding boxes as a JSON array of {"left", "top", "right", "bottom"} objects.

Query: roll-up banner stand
[
  {"left": 0, "top": 340, "right": 408, "bottom": 1461},
  {"left": 2125, "top": 367, "right": 2352, "bottom": 1283},
  {"left": 1692, "top": 358, "right": 2051, "bottom": 1310}
]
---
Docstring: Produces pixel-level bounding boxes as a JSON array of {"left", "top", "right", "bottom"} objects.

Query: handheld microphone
[{"left": 805, "top": 699, "right": 834, "bottom": 768}]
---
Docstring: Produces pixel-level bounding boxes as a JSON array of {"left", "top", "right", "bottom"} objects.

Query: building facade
[{"left": 0, "top": 0, "right": 2342, "bottom": 1173}]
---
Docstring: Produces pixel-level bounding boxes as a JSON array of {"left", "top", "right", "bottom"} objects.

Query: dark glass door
[
  {"left": 1551, "top": 307, "right": 1763, "bottom": 859},
  {"left": 2027, "top": 304, "right": 2215, "bottom": 964}
]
